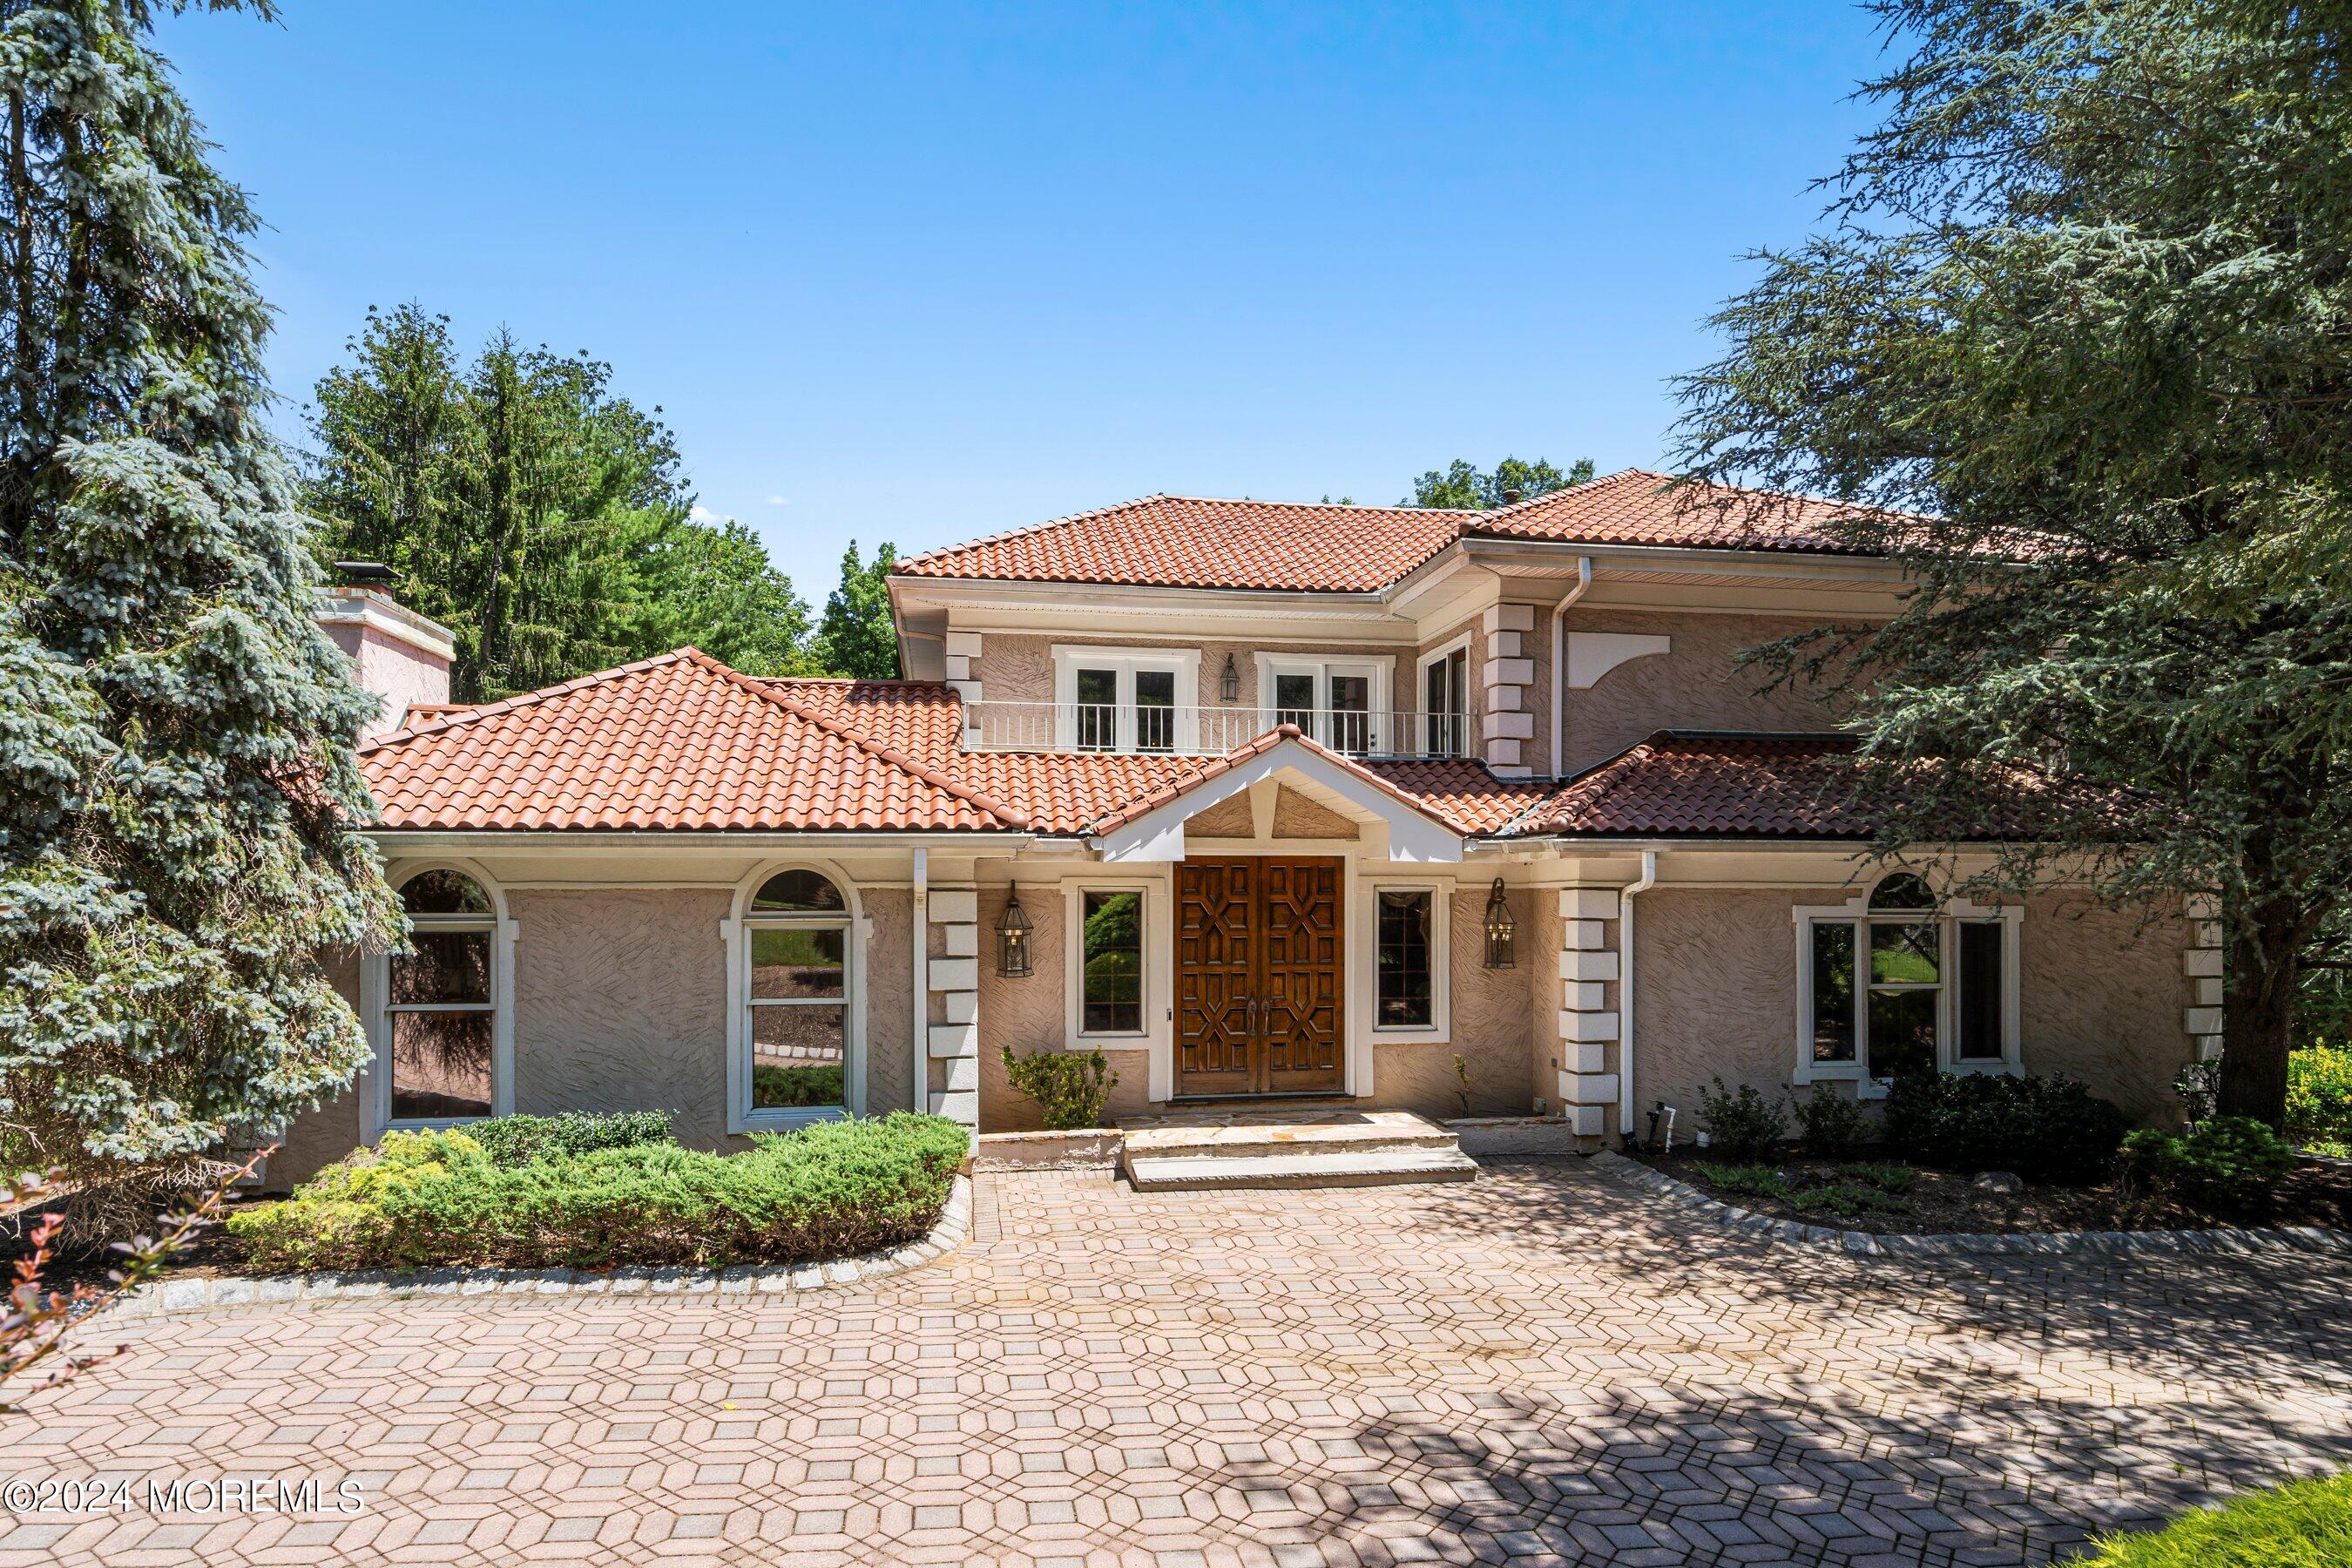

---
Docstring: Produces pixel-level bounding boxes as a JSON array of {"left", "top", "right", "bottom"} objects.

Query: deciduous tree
[{"left": 1404, "top": 456, "right": 1594, "bottom": 510}]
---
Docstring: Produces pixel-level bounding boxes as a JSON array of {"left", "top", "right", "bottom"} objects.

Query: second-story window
[
  {"left": 1052, "top": 647, "right": 1200, "bottom": 753},
  {"left": 1422, "top": 644, "right": 1470, "bottom": 757},
  {"left": 1258, "top": 657, "right": 1388, "bottom": 754}
]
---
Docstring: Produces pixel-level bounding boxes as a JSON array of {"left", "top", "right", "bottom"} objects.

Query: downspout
[
  {"left": 1549, "top": 556, "right": 1594, "bottom": 777},
  {"left": 911, "top": 847, "right": 929, "bottom": 1115},
  {"left": 1618, "top": 849, "right": 1658, "bottom": 1142}
]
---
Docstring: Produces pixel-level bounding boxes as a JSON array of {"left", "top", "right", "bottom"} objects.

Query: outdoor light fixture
[
  {"left": 1219, "top": 654, "right": 1240, "bottom": 703},
  {"left": 1483, "top": 878, "right": 1517, "bottom": 969},
  {"left": 996, "top": 884, "right": 1033, "bottom": 977}
]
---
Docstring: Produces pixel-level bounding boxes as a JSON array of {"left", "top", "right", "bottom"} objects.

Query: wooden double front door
[{"left": 1175, "top": 857, "right": 1345, "bottom": 1097}]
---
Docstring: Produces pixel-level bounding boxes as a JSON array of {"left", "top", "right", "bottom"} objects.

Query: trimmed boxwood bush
[
  {"left": 466, "top": 1110, "right": 674, "bottom": 1168},
  {"left": 2119, "top": 1116, "right": 2298, "bottom": 1206},
  {"left": 1882, "top": 1071, "right": 2129, "bottom": 1181},
  {"left": 228, "top": 1112, "right": 970, "bottom": 1274}
]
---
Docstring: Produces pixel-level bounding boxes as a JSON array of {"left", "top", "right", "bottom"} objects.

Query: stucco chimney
[{"left": 314, "top": 563, "right": 456, "bottom": 742}]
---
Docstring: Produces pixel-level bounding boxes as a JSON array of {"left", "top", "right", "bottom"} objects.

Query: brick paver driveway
[{"left": 3, "top": 1152, "right": 2348, "bottom": 1567}]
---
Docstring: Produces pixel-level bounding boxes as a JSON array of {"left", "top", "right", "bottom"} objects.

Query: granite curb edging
[
  {"left": 1586, "top": 1150, "right": 2352, "bottom": 1260},
  {"left": 103, "top": 1174, "right": 974, "bottom": 1322}
]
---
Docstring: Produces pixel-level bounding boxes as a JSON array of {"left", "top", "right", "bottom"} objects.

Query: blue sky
[{"left": 157, "top": 2, "right": 1890, "bottom": 602}]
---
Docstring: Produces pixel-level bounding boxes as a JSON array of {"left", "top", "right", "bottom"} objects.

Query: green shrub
[
  {"left": 754, "top": 1064, "right": 846, "bottom": 1107},
  {"left": 1696, "top": 1077, "right": 1786, "bottom": 1161},
  {"left": 1000, "top": 1047, "right": 1118, "bottom": 1131},
  {"left": 2287, "top": 1044, "right": 2352, "bottom": 1152},
  {"left": 1835, "top": 1161, "right": 1916, "bottom": 1193},
  {"left": 2078, "top": 1470, "right": 2352, "bottom": 1565},
  {"left": 466, "top": 1110, "right": 673, "bottom": 1168},
  {"left": 1882, "top": 1071, "right": 2128, "bottom": 1181},
  {"left": 2119, "top": 1115, "right": 2297, "bottom": 1207},
  {"left": 1787, "top": 1084, "right": 1867, "bottom": 1159},
  {"left": 1792, "top": 1181, "right": 1909, "bottom": 1216},
  {"left": 1698, "top": 1163, "right": 1793, "bottom": 1203},
  {"left": 228, "top": 1113, "right": 970, "bottom": 1274}
]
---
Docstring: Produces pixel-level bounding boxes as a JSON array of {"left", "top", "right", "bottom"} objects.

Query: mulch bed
[
  {"left": 1632, "top": 1146, "right": 2352, "bottom": 1235},
  {"left": 2, "top": 1191, "right": 268, "bottom": 1294}
]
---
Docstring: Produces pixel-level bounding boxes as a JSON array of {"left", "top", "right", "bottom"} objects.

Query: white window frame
[
  {"left": 1065, "top": 882, "right": 1159, "bottom": 1043},
  {"left": 725, "top": 860, "right": 868, "bottom": 1132},
  {"left": 365, "top": 858, "right": 517, "bottom": 1138},
  {"left": 1253, "top": 653, "right": 1395, "bottom": 754},
  {"left": 1367, "top": 879, "right": 1451, "bottom": 1040},
  {"left": 1415, "top": 634, "right": 1473, "bottom": 759},
  {"left": 1051, "top": 645, "right": 1201, "bottom": 753},
  {"left": 1792, "top": 882, "right": 2023, "bottom": 1097}
]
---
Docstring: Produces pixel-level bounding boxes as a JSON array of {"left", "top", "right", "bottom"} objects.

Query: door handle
[{"left": 1246, "top": 996, "right": 1260, "bottom": 1038}]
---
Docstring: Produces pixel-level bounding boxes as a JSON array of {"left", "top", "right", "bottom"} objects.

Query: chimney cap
[{"left": 334, "top": 560, "right": 397, "bottom": 585}]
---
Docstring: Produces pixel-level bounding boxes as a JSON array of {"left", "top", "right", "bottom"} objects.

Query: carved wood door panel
[{"left": 1174, "top": 857, "right": 1345, "bottom": 1097}]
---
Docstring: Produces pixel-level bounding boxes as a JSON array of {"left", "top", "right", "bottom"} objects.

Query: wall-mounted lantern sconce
[
  {"left": 1483, "top": 878, "right": 1517, "bottom": 969},
  {"left": 996, "top": 884, "right": 1033, "bottom": 977},
  {"left": 1219, "top": 654, "right": 1240, "bottom": 703}
]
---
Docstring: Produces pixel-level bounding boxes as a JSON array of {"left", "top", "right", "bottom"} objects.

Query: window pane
[
  {"left": 752, "top": 1004, "right": 846, "bottom": 1105},
  {"left": 1274, "top": 672, "right": 1316, "bottom": 731},
  {"left": 1082, "top": 890, "right": 1143, "bottom": 1032},
  {"left": 751, "top": 868, "right": 845, "bottom": 912},
  {"left": 391, "top": 1011, "right": 492, "bottom": 1119},
  {"left": 1869, "top": 988, "right": 1938, "bottom": 1080},
  {"left": 1810, "top": 923, "right": 1856, "bottom": 1062},
  {"left": 1869, "top": 872, "right": 1936, "bottom": 910},
  {"left": 1076, "top": 667, "right": 1117, "bottom": 750},
  {"left": 390, "top": 930, "right": 490, "bottom": 1004},
  {"left": 1328, "top": 673, "right": 1371, "bottom": 752},
  {"left": 1869, "top": 922, "right": 1940, "bottom": 985},
  {"left": 401, "top": 868, "right": 490, "bottom": 915},
  {"left": 749, "top": 926, "right": 846, "bottom": 998},
  {"left": 1376, "top": 890, "right": 1434, "bottom": 1027},
  {"left": 1135, "top": 668, "right": 1176, "bottom": 753},
  {"left": 1957, "top": 921, "right": 2004, "bottom": 1060}
]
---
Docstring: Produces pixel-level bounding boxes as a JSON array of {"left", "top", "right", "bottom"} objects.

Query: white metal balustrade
[{"left": 958, "top": 700, "right": 1480, "bottom": 759}]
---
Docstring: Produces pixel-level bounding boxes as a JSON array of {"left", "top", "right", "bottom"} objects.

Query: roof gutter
[{"left": 1549, "top": 556, "right": 1594, "bottom": 778}]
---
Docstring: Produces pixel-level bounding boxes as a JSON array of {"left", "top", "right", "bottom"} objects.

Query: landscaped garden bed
[{"left": 1633, "top": 1067, "right": 2352, "bottom": 1236}]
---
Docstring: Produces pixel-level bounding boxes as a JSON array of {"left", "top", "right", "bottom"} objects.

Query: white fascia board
[
  {"left": 364, "top": 829, "right": 1036, "bottom": 857},
  {"left": 1085, "top": 741, "right": 1463, "bottom": 864},
  {"left": 884, "top": 576, "right": 1410, "bottom": 644}
]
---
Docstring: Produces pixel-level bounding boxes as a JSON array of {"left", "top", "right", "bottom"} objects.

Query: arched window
[
  {"left": 386, "top": 868, "right": 497, "bottom": 1122},
  {"left": 1798, "top": 870, "right": 2021, "bottom": 1091},
  {"left": 743, "top": 868, "right": 852, "bottom": 1117}
]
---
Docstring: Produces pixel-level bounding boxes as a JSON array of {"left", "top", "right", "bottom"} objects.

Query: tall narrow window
[
  {"left": 744, "top": 869, "right": 851, "bottom": 1112},
  {"left": 1956, "top": 921, "right": 2005, "bottom": 1062},
  {"left": 1135, "top": 668, "right": 1176, "bottom": 753},
  {"left": 1080, "top": 890, "right": 1144, "bottom": 1034},
  {"left": 1375, "top": 890, "right": 1435, "bottom": 1028},
  {"left": 387, "top": 869, "right": 497, "bottom": 1121},
  {"left": 1273, "top": 672, "right": 1316, "bottom": 733},
  {"left": 1074, "top": 666, "right": 1118, "bottom": 751},
  {"left": 1867, "top": 921, "right": 1941, "bottom": 1081},
  {"left": 1808, "top": 921, "right": 1857, "bottom": 1063},
  {"left": 1328, "top": 673, "right": 1372, "bottom": 754},
  {"left": 1424, "top": 647, "right": 1469, "bottom": 756}
]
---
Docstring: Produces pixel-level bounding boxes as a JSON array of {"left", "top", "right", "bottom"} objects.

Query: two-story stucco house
[{"left": 277, "top": 470, "right": 2215, "bottom": 1182}]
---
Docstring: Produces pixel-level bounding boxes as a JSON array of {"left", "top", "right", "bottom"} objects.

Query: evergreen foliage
[
  {"left": 305, "top": 304, "right": 817, "bottom": 700},
  {"left": 0, "top": 0, "right": 399, "bottom": 1227},
  {"left": 813, "top": 538, "right": 901, "bottom": 678},
  {"left": 1404, "top": 456, "right": 1595, "bottom": 510},
  {"left": 1673, "top": 0, "right": 2352, "bottom": 1126}
]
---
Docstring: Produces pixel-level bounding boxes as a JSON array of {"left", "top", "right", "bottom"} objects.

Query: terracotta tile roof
[
  {"left": 894, "top": 494, "right": 1469, "bottom": 592},
  {"left": 893, "top": 470, "right": 1896, "bottom": 592},
  {"left": 1507, "top": 732, "right": 1869, "bottom": 838},
  {"left": 360, "top": 651, "right": 1024, "bottom": 832},
  {"left": 1082, "top": 725, "right": 1472, "bottom": 838}
]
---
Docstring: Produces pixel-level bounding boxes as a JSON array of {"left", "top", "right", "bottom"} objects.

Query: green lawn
[{"left": 2072, "top": 1472, "right": 2352, "bottom": 1565}]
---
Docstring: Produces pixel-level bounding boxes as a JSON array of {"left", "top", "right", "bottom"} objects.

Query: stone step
[
  {"left": 1119, "top": 1109, "right": 1457, "bottom": 1161},
  {"left": 1123, "top": 1146, "right": 1479, "bottom": 1192}
]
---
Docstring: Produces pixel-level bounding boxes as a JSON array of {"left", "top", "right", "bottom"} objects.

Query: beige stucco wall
[
  {"left": 510, "top": 888, "right": 733, "bottom": 1146},
  {"left": 1562, "top": 610, "right": 1844, "bottom": 774},
  {"left": 324, "top": 619, "right": 451, "bottom": 742},
  {"left": 1630, "top": 886, "right": 2192, "bottom": 1135},
  {"left": 1436, "top": 882, "right": 1537, "bottom": 1114},
  {"left": 975, "top": 885, "right": 1155, "bottom": 1132}
]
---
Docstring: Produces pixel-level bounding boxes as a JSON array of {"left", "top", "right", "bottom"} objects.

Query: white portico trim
[{"left": 1084, "top": 733, "right": 1465, "bottom": 865}]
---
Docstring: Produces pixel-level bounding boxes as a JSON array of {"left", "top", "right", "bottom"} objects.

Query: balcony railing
[{"left": 959, "top": 700, "right": 1480, "bottom": 759}]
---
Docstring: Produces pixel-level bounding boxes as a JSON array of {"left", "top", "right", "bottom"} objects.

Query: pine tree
[
  {"left": 0, "top": 1, "right": 399, "bottom": 1228},
  {"left": 813, "top": 539, "right": 901, "bottom": 678}
]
